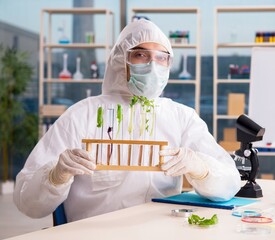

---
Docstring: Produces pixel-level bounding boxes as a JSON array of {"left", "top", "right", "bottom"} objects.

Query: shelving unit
[
  {"left": 131, "top": 8, "right": 201, "bottom": 114},
  {"left": 39, "top": 8, "right": 114, "bottom": 137},
  {"left": 213, "top": 6, "right": 275, "bottom": 142}
]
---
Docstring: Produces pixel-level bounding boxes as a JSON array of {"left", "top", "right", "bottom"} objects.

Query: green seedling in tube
[
  {"left": 130, "top": 95, "right": 139, "bottom": 107},
  {"left": 139, "top": 109, "right": 146, "bottom": 137},
  {"left": 128, "top": 96, "right": 155, "bottom": 137},
  {"left": 137, "top": 96, "right": 155, "bottom": 137},
  {"left": 116, "top": 104, "right": 123, "bottom": 138},
  {"left": 128, "top": 96, "right": 138, "bottom": 136},
  {"left": 97, "top": 106, "right": 104, "bottom": 128},
  {"left": 149, "top": 107, "right": 156, "bottom": 137}
]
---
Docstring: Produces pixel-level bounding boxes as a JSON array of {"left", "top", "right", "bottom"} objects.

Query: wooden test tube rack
[{"left": 82, "top": 139, "right": 168, "bottom": 171}]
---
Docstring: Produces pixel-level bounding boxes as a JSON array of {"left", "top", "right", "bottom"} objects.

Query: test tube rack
[{"left": 82, "top": 139, "right": 168, "bottom": 171}]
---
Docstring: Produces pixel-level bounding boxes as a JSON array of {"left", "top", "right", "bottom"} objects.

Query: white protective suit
[{"left": 13, "top": 19, "right": 241, "bottom": 222}]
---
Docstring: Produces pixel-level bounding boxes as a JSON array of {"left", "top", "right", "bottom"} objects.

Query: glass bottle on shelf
[
  {"left": 86, "top": 89, "right": 92, "bottom": 98},
  {"left": 178, "top": 53, "right": 191, "bottom": 79},
  {"left": 59, "top": 53, "right": 72, "bottom": 79},
  {"left": 58, "top": 20, "right": 70, "bottom": 44},
  {"left": 73, "top": 57, "right": 83, "bottom": 80}
]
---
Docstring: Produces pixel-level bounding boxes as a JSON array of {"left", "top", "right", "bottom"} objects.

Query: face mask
[{"left": 127, "top": 61, "right": 169, "bottom": 99}]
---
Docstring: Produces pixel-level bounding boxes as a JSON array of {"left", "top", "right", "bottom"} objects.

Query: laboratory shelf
[
  {"left": 168, "top": 79, "right": 197, "bottom": 84},
  {"left": 213, "top": 5, "right": 275, "bottom": 149},
  {"left": 39, "top": 8, "right": 114, "bottom": 137},
  {"left": 131, "top": 8, "right": 199, "bottom": 14},
  {"left": 215, "top": 115, "right": 239, "bottom": 120},
  {"left": 42, "top": 8, "right": 113, "bottom": 14},
  {"left": 217, "top": 42, "right": 275, "bottom": 48},
  {"left": 228, "top": 151, "right": 275, "bottom": 156},
  {"left": 258, "top": 152, "right": 275, "bottom": 157},
  {"left": 43, "top": 78, "right": 104, "bottom": 83},
  {"left": 217, "top": 79, "right": 250, "bottom": 84},
  {"left": 171, "top": 44, "right": 197, "bottom": 48},
  {"left": 216, "top": 6, "right": 275, "bottom": 13},
  {"left": 43, "top": 44, "right": 108, "bottom": 49}
]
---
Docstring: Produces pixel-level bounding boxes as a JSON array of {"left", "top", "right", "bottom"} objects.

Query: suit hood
[{"left": 102, "top": 19, "right": 173, "bottom": 97}]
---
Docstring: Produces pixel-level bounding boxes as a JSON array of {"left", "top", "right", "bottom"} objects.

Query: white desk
[{"left": 5, "top": 179, "right": 275, "bottom": 240}]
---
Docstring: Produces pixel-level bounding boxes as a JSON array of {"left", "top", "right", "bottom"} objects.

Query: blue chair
[{"left": 53, "top": 203, "right": 67, "bottom": 226}]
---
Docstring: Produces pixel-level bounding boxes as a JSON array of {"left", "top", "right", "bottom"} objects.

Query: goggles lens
[{"left": 126, "top": 49, "right": 171, "bottom": 67}]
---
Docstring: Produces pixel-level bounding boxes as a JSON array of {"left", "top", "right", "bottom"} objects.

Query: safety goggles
[{"left": 126, "top": 49, "right": 172, "bottom": 67}]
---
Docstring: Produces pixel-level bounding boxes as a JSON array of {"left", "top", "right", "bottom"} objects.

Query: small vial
[
  {"left": 73, "top": 57, "right": 83, "bottom": 80},
  {"left": 90, "top": 61, "right": 99, "bottom": 79},
  {"left": 86, "top": 89, "right": 92, "bottom": 98},
  {"left": 58, "top": 21, "right": 70, "bottom": 44},
  {"left": 255, "top": 32, "right": 260, "bottom": 43}
]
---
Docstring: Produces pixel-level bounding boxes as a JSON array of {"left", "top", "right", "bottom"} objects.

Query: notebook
[{"left": 152, "top": 192, "right": 259, "bottom": 210}]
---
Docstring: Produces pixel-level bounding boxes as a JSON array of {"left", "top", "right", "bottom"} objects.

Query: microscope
[{"left": 233, "top": 114, "right": 265, "bottom": 198}]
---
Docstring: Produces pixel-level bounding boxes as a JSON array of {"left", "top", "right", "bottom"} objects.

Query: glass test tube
[
  {"left": 96, "top": 104, "right": 104, "bottom": 165},
  {"left": 106, "top": 104, "right": 114, "bottom": 165},
  {"left": 115, "top": 104, "right": 124, "bottom": 166}
]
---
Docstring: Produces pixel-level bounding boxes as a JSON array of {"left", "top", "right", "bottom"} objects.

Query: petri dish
[
  {"left": 232, "top": 207, "right": 262, "bottom": 217},
  {"left": 171, "top": 208, "right": 194, "bottom": 217},
  {"left": 241, "top": 216, "right": 273, "bottom": 224},
  {"left": 236, "top": 224, "right": 272, "bottom": 235}
]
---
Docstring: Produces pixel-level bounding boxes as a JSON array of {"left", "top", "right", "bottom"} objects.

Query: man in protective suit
[{"left": 14, "top": 19, "right": 240, "bottom": 222}]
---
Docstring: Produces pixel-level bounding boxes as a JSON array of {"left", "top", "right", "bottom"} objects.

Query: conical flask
[
  {"left": 178, "top": 53, "right": 192, "bottom": 79},
  {"left": 59, "top": 53, "right": 72, "bottom": 79}
]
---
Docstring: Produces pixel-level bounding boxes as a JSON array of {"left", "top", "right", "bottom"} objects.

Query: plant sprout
[
  {"left": 128, "top": 96, "right": 155, "bottom": 137},
  {"left": 188, "top": 214, "right": 218, "bottom": 226},
  {"left": 116, "top": 104, "right": 123, "bottom": 138},
  {"left": 97, "top": 106, "right": 103, "bottom": 128}
]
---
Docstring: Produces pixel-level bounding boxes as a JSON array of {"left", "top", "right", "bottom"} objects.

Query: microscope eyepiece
[{"left": 236, "top": 114, "right": 265, "bottom": 143}]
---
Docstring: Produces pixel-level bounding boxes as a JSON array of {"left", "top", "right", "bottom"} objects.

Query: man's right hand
[{"left": 49, "top": 149, "right": 96, "bottom": 185}]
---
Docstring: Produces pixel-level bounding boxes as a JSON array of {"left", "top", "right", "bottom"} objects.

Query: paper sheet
[{"left": 152, "top": 192, "right": 259, "bottom": 210}]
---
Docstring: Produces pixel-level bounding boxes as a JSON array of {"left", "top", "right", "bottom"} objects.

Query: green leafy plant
[
  {"left": 96, "top": 106, "right": 104, "bottom": 128},
  {"left": 0, "top": 45, "right": 38, "bottom": 181},
  {"left": 188, "top": 214, "right": 218, "bottom": 226},
  {"left": 116, "top": 104, "right": 123, "bottom": 138},
  {"left": 128, "top": 96, "right": 155, "bottom": 137}
]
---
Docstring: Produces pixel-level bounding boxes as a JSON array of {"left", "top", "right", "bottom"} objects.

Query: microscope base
[{"left": 235, "top": 181, "right": 263, "bottom": 198}]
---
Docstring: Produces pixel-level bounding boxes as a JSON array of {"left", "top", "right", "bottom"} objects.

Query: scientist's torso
[{"left": 60, "top": 94, "right": 191, "bottom": 221}]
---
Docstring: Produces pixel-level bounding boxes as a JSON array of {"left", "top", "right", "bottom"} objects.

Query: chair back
[{"left": 53, "top": 203, "right": 67, "bottom": 226}]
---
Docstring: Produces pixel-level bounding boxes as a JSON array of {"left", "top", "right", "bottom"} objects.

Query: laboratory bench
[{"left": 4, "top": 179, "right": 275, "bottom": 240}]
